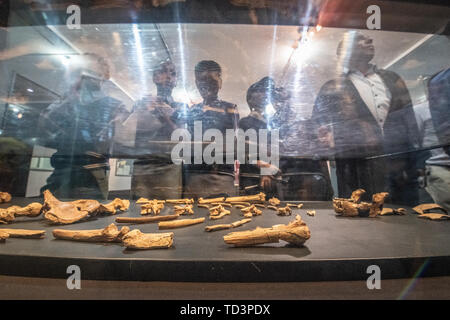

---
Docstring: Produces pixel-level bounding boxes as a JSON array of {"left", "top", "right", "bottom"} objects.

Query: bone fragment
[
  {"left": 116, "top": 213, "right": 180, "bottom": 224},
  {"left": 140, "top": 200, "right": 165, "bottom": 215},
  {"left": 158, "top": 217, "right": 205, "bottom": 229},
  {"left": 306, "top": 210, "right": 316, "bottom": 216},
  {"left": 205, "top": 218, "right": 252, "bottom": 232},
  {"left": 225, "top": 193, "right": 266, "bottom": 203},
  {"left": 198, "top": 197, "right": 224, "bottom": 204},
  {"left": 0, "top": 192, "right": 11, "bottom": 203},
  {"left": 53, "top": 223, "right": 130, "bottom": 242},
  {"left": 224, "top": 215, "right": 310, "bottom": 247},
  {"left": 122, "top": 229, "right": 174, "bottom": 249},
  {"left": 268, "top": 197, "right": 281, "bottom": 206},
  {"left": 277, "top": 206, "right": 292, "bottom": 216},
  {"left": 0, "top": 228, "right": 45, "bottom": 239},
  {"left": 413, "top": 203, "right": 447, "bottom": 215},
  {"left": 98, "top": 198, "right": 130, "bottom": 215},
  {"left": 174, "top": 204, "right": 194, "bottom": 215},
  {"left": 166, "top": 198, "right": 194, "bottom": 204}
]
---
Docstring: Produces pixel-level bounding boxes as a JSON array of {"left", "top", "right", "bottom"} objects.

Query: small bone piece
[
  {"left": 306, "top": 210, "right": 316, "bottom": 216},
  {"left": 174, "top": 204, "right": 194, "bottom": 215},
  {"left": 254, "top": 203, "right": 266, "bottom": 208},
  {"left": 350, "top": 189, "right": 366, "bottom": 203},
  {"left": 198, "top": 204, "right": 210, "bottom": 209},
  {"left": 297, "top": 204, "right": 304, "bottom": 209},
  {"left": 333, "top": 190, "right": 388, "bottom": 218},
  {"left": 287, "top": 203, "right": 299, "bottom": 207},
  {"left": 205, "top": 218, "right": 252, "bottom": 232},
  {"left": 211, "top": 202, "right": 232, "bottom": 207},
  {"left": 418, "top": 213, "right": 450, "bottom": 221},
  {"left": 116, "top": 213, "right": 180, "bottom": 224},
  {"left": 225, "top": 192, "right": 266, "bottom": 203},
  {"left": 42, "top": 190, "right": 99, "bottom": 224},
  {"left": 122, "top": 229, "right": 174, "bottom": 249},
  {"left": 209, "top": 205, "right": 231, "bottom": 219},
  {"left": 140, "top": 200, "right": 165, "bottom": 215},
  {"left": 0, "top": 229, "right": 45, "bottom": 239},
  {"left": 232, "top": 202, "right": 251, "bottom": 207},
  {"left": 267, "top": 205, "right": 278, "bottom": 211},
  {"left": 98, "top": 198, "right": 130, "bottom": 215},
  {"left": 413, "top": 204, "right": 448, "bottom": 215},
  {"left": 0, "top": 231, "right": 8, "bottom": 242},
  {"left": 223, "top": 215, "right": 310, "bottom": 247},
  {"left": 0, "top": 192, "right": 11, "bottom": 203},
  {"left": 241, "top": 205, "right": 262, "bottom": 216},
  {"left": 198, "top": 197, "right": 225, "bottom": 204},
  {"left": 268, "top": 197, "right": 281, "bottom": 206},
  {"left": 234, "top": 205, "right": 246, "bottom": 209},
  {"left": 0, "top": 203, "right": 43, "bottom": 224},
  {"left": 210, "top": 208, "right": 231, "bottom": 220},
  {"left": 136, "top": 198, "right": 165, "bottom": 204},
  {"left": 53, "top": 223, "right": 130, "bottom": 242},
  {"left": 158, "top": 217, "right": 205, "bottom": 229},
  {"left": 380, "top": 208, "right": 407, "bottom": 216},
  {"left": 166, "top": 198, "right": 194, "bottom": 204},
  {"left": 369, "top": 192, "right": 389, "bottom": 217},
  {"left": 277, "top": 206, "right": 292, "bottom": 216}
]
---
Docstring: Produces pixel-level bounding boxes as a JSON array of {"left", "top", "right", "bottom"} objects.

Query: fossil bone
[
  {"left": 333, "top": 190, "right": 389, "bottom": 218},
  {"left": 0, "top": 231, "right": 8, "bottom": 242},
  {"left": 98, "top": 198, "right": 130, "bottom": 215},
  {"left": 140, "top": 200, "right": 165, "bottom": 215},
  {"left": 116, "top": 213, "right": 180, "bottom": 224},
  {"left": 198, "top": 197, "right": 225, "bottom": 204},
  {"left": 174, "top": 204, "right": 194, "bottom": 215},
  {"left": 418, "top": 213, "right": 450, "bottom": 221},
  {"left": 306, "top": 210, "right": 316, "bottom": 216},
  {"left": 122, "top": 229, "right": 174, "bottom": 249},
  {"left": 225, "top": 192, "right": 266, "bottom": 203},
  {"left": 211, "top": 202, "right": 232, "bottom": 207},
  {"left": 136, "top": 198, "right": 165, "bottom": 204},
  {"left": 158, "top": 217, "right": 205, "bottom": 229},
  {"left": 53, "top": 223, "right": 130, "bottom": 242},
  {"left": 268, "top": 197, "right": 281, "bottom": 206},
  {"left": 241, "top": 205, "right": 262, "bottom": 217},
  {"left": 205, "top": 218, "right": 252, "bottom": 232},
  {"left": 198, "top": 204, "right": 210, "bottom": 209},
  {"left": 0, "top": 228, "right": 45, "bottom": 239},
  {"left": 0, "top": 203, "right": 43, "bottom": 224},
  {"left": 413, "top": 203, "right": 447, "bottom": 215},
  {"left": 232, "top": 202, "right": 251, "bottom": 207},
  {"left": 209, "top": 205, "right": 231, "bottom": 219},
  {"left": 166, "top": 198, "right": 194, "bottom": 204},
  {"left": 223, "top": 215, "right": 310, "bottom": 247},
  {"left": 277, "top": 206, "right": 292, "bottom": 216},
  {"left": 380, "top": 208, "right": 407, "bottom": 216},
  {"left": 267, "top": 205, "right": 278, "bottom": 211},
  {"left": 42, "top": 190, "right": 100, "bottom": 224},
  {"left": 0, "top": 192, "right": 11, "bottom": 203}
]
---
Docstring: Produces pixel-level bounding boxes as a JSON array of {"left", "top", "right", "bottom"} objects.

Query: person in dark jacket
[
  {"left": 37, "top": 53, "right": 127, "bottom": 199},
  {"left": 312, "top": 31, "right": 420, "bottom": 205},
  {"left": 183, "top": 60, "right": 240, "bottom": 198}
]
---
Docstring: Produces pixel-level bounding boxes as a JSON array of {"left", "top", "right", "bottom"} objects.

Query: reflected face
[
  {"left": 352, "top": 35, "right": 375, "bottom": 62},
  {"left": 248, "top": 91, "right": 270, "bottom": 112},
  {"left": 153, "top": 62, "right": 177, "bottom": 90},
  {"left": 195, "top": 70, "right": 222, "bottom": 101}
]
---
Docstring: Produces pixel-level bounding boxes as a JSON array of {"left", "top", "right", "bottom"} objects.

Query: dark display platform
[{"left": 1, "top": 198, "right": 450, "bottom": 282}]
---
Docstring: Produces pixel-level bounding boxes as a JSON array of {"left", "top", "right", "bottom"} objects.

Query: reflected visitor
[
  {"left": 183, "top": 60, "right": 239, "bottom": 198},
  {"left": 37, "top": 53, "right": 128, "bottom": 199},
  {"left": 312, "top": 31, "right": 420, "bottom": 205},
  {"left": 131, "top": 60, "right": 188, "bottom": 199}
]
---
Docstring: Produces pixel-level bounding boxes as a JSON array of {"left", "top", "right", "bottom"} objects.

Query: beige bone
[
  {"left": 205, "top": 218, "right": 252, "bottom": 232},
  {"left": 159, "top": 217, "right": 205, "bottom": 229},
  {"left": 225, "top": 192, "right": 266, "bottom": 203},
  {"left": 53, "top": 223, "right": 130, "bottom": 242},
  {"left": 122, "top": 229, "right": 174, "bottom": 249}
]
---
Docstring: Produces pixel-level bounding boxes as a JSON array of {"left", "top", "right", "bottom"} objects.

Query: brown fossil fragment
[
  {"left": 0, "top": 192, "right": 11, "bottom": 203},
  {"left": 42, "top": 190, "right": 98, "bottom": 224},
  {"left": 0, "top": 231, "right": 8, "bottom": 242},
  {"left": 268, "top": 197, "right": 281, "bottom": 206},
  {"left": 413, "top": 203, "right": 448, "bottom": 215},
  {"left": 158, "top": 217, "right": 205, "bottom": 229},
  {"left": 198, "top": 204, "right": 210, "bottom": 209},
  {"left": 136, "top": 197, "right": 163, "bottom": 204},
  {"left": 306, "top": 210, "right": 316, "bottom": 217},
  {"left": 254, "top": 203, "right": 266, "bottom": 208},
  {"left": 174, "top": 204, "right": 194, "bottom": 215},
  {"left": 232, "top": 202, "right": 251, "bottom": 207},
  {"left": 140, "top": 200, "right": 165, "bottom": 215},
  {"left": 166, "top": 198, "right": 194, "bottom": 205},
  {"left": 205, "top": 218, "right": 252, "bottom": 232},
  {"left": 277, "top": 206, "right": 292, "bottom": 216},
  {"left": 211, "top": 202, "right": 232, "bottom": 207},
  {"left": 0, "top": 203, "right": 43, "bottom": 224},
  {"left": 116, "top": 213, "right": 180, "bottom": 224},
  {"left": 241, "top": 205, "right": 262, "bottom": 217},
  {"left": 418, "top": 213, "right": 450, "bottom": 221},
  {"left": 122, "top": 229, "right": 174, "bottom": 249},
  {"left": 267, "top": 205, "right": 278, "bottom": 211},
  {"left": 333, "top": 190, "right": 389, "bottom": 218},
  {"left": 53, "top": 223, "right": 130, "bottom": 242},
  {"left": 0, "top": 228, "right": 45, "bottom": 239},
  {"left": 223, "top": 215, "right": 310, "bottom": 247},
  {"left": 98, "top": 198, "right": 130, "bottom": 215},
  {"left": 380, "top": 208, "right": 407, "bottom": 216},
  {"left": 209, "top": 205, "right": 231, "bottom": 219},
  {"left": 198, "top": 197, "right": 225, "bottom": 204},
  {"left": 234, "top": 205, "right": 246, "bottom": 209},
  {"left": 225, "top": 192, "right": 266, "bottom": 203}
]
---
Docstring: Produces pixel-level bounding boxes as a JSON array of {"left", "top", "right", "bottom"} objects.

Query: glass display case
[{"left": 0, "top": 0, "right": 449, "bottom": 284}]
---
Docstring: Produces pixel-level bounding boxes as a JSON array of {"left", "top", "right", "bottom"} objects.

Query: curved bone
[
  {"left": 0, "top": 192, "right": 12, "bottom": 203},
  {"left": 351, "top": 189, "right": 366, "bottom": 203},
  {"left": 116, "top": 213, "right": 180, "bottom": 224},
  {"left": 0, "top": 203, "right": 43, "bottom": 224},
  {"left": 224, "top": 215, "right": 310, "bottom": 247},
  {"left": 0, "top": 228, "right": 45, "bottom": 239},
  {"left": 413, "top": 203, "right": 448, "bottom": 215},
  {"left": 418, "top": 213, "right": 450, "bottom": 221},
  {"left": 122, "top": 229, "right": 173, "bottom": 249},
  {"left": 43, "top": 190, "right": 93, "bottom": 224},
  {"left": 158, "top": 217, "right": 205, "bottom": 229},
  {"left": 225, "top": 193, "right": 266, "bottom": 203},
  {"left": 53, "top": 223, "right": 130, "bottom": 242},
  {"left": 205, "top": 218, "right": 252, "bottom": 232},
  {"left": 98, "top": 198, "right": 130, "bottom": 215}
]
